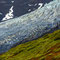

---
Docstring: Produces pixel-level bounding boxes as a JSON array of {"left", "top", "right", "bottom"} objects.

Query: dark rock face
[
  {"left": 13, "top": 0, "right": 53, "bottom": 17},
  {"left": 0, "top": 0, "right": 60, "bottom": 54},
  {"left": 0, "top": 0, "right": 53, "bottom": 21}
]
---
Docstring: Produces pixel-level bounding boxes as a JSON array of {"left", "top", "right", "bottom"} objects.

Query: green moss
[
  {"left": 53, "top": 54, "right": 60, "bottom": 60},
  {"left": 0, "top": 30, "right": 60, "bottom": 60}
]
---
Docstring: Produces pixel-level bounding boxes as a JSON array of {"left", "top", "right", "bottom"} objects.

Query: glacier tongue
[{"left": 0, "top": 0, "right": 60, "bottom": 54}]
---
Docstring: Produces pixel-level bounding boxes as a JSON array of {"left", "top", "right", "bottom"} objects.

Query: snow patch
[
  {"left": 11, "top": 1, "right": 14, "bottom": 3},
  {"left": 28, "top": 4, "right": 32, "bottom": 6},
  {"left": 38, "top": 3, "right": 43, "bottom": 9},
  {"left": 28, "top": 9, "right": 31, "bottom": 12},
  {"left": 2, "top": 6, "right": 14, "bottom": 21},
  {"left": 0, "top": 13, "right": 2, "bottom": 15}
]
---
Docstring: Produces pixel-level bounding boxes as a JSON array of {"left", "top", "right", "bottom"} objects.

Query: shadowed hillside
[{"left": 0, "top": 29, "right": 60, "bottom": 60}]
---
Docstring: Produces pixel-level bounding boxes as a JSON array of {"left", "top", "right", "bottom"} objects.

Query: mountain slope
[
  {"left": 0, "top": 0, "right": 60, "bottom": 54},
  {"left": 0, "top": 29, "right": 60, "bottom": 60}
]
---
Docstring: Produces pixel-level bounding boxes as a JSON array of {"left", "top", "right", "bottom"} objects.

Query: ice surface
[{"left": 0, "top": 0, "right": 60, "bottom": 54}]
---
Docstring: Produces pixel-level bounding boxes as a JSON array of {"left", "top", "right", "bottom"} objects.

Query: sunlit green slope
[{"left": 0, "top": 30, "right": 60, "bottom": 60}]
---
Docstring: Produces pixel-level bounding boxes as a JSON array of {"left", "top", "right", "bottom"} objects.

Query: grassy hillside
[{"left": 0, "top": 30, "right": 60, "bottom": 60}]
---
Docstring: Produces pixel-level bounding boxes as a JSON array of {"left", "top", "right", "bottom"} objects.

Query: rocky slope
[
  {"left": 0, "top": 0, "right": 60, "bottom": 54},
  {"left": 0, "top": 29, "right": 60, "bottom": 60}
]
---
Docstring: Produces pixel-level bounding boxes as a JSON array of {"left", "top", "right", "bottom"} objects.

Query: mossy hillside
[{"left": 0, "top": 30, "right": 60, "bottom": 60}]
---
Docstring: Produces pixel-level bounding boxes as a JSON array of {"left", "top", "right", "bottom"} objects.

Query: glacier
[{"left": 0, "top": 0, "right": 60, "bottom": 54}]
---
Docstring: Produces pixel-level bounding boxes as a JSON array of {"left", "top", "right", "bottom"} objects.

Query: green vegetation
[{"left": 0, "top": 30, "right": 60, "bottom": 60}]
